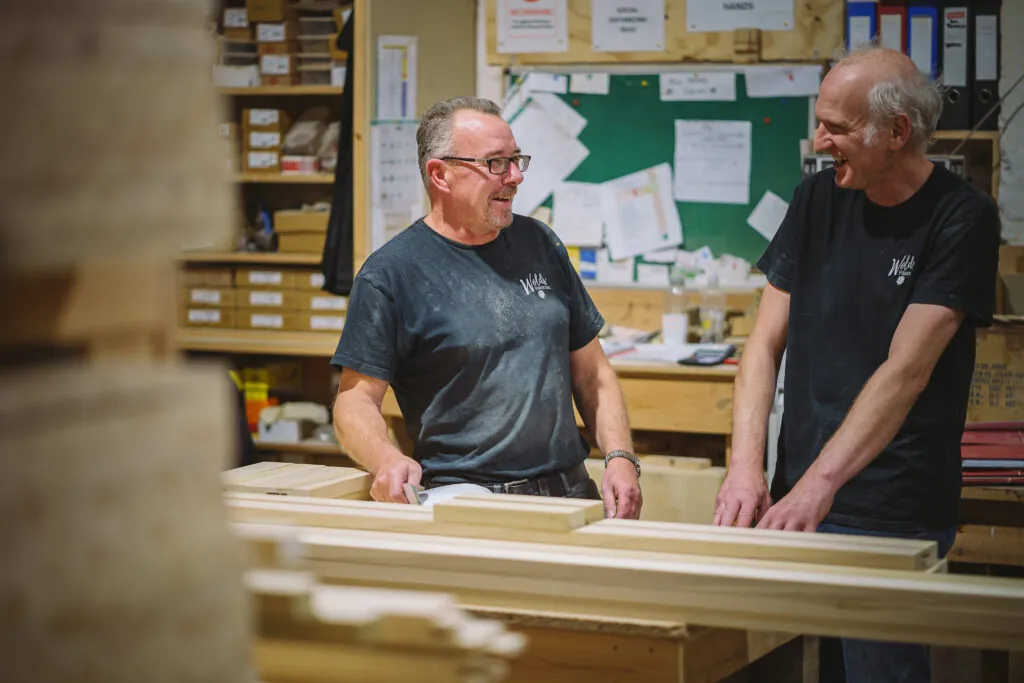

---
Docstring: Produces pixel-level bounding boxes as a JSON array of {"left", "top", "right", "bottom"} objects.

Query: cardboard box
[
  {"left": 261, "top": 74, "right": 300, "bottom": 87},
  {"left": 236, "top": 287, "right": 301, "bottom": 309},
  {"left": 246, "top": 0, "right": 294, "bottom": 22},
  {"left": 242, "top": 149, "right": 281, "bottom": 173},
  {"left": 998, "top": 246, "right": 1024, "bottom": 315},
  {"left": 297, "top": 313, "right": 345, "bottom": 332},
  {"left": 295, "top": 269, "right": 326, "bottom": 291},
  {"left": 179, "top": 267, "right": 234, "bottom": 288},
  {"left": 256, "top": 21, "right": 298, "bottom": 42},
  {"left": 223, "top": 8, "right": 251, "bottom": 39},
  {"left": 235, "top": 267, "right": 299, "bottom": 289},
  {"left": 257, "top": 40, "right": 297, "bottom": 56},
  {"left": 181, "top": 286, "right": 236, "bottom": 307},
  {"left": 236, "top": 310, "right": 299, "bottom": 331},
  {"left": 180, "top": 307, "right": 236, "bottom": 328},
  {"left": 967, "top": 318, "right": 1024, "bottom": 423},
  {"left": 246, "top": 130, "right": 282, "bottom": 150},
  {"left": 274, "top": 209, "right": 330, "bottom": 233},
  {"left": 278, "top": 232, "right": 326, "bottom": 253},
  {"left": 294, "top": 292, "right": 347, "bottom": 311},
  {"left": 242, "top": 108, "right": 291, "bottom": 132},
  {"left": 260, "top": 53, "right": 296, "bottom": 76}
]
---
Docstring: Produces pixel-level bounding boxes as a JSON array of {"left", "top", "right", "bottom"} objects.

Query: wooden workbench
[{"left": 464, "top": 608, "right": 815, "bottom": 683}]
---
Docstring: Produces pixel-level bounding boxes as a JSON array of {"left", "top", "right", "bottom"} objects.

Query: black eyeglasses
[{"left": 441, "top": 155, "right": 531, "bottom": 175}]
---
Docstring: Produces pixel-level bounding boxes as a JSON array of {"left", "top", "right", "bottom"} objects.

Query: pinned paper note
[
  {"left": 744, "top": 65, "right": 822, "bottom": 98},
  {"left": 521, "top": 72, "right": 569, "bottom": 94},
  {"left": 686, "top": 0, "right": 793, "bottom": 32},
  {"left": 376, "top": 36, "right": 417, "bottom": 119},
  {"left": 636, "top": 263, "right": 670, "bottom": 287},
  {"left": 591, "top": 0, "right": 666, "bottom": 52},
  {"left": 553, "top": 182, "right": 604, "bottom": 246},
  {"left": 660, "top": 72, "right": 736, "bottom": 101},
  {"left": 570, "top": 73, "right": 611, "bottom": 95},
  {"left": 601, "top": 163, "right": 683, "bottom": 260},
  {"left": 530, "top": 92, "right": 587, "bottom": 137},
  {"left": 596, "top": 249, "right": 635, "bottom": 284},
  {"left": 673, "top": 119, "right": 752, "bottom": 205},
  {"left": 746, "top": 190, "right": 789, "bottom": 241},
  {"left": 497, "top": 0, "right": 569, "bottom": 53},
  {"left": 509, "top": 101, "right": 589, "bottom": 215}
]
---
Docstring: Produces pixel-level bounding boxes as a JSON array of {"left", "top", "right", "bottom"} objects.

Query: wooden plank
[
  {"left": 585, "top": 460, "right": 726, "bottom": 524},
  {"left": 224, "top": 493, "right": 938, "bottom": 571},
  {"left": 261, "top": 526, "right": 1024, "bottom": 652},
  {"left": 222, "top": 461, "right": 293, "bottom": 486},
  {"left": 484, "top": 0, "right": 843, "bottom": 66},
  {"left": 639, "top": 455, "right": 712, "bottom": 470},
  {"left": 433, "top": 498, "right": 589, "bottom": 532},
  {"left": 288, "top": 471, "right": 372, "bottom": 498},
  {"left": 461, "top": 494, "right": 606, "bottom": 523}
]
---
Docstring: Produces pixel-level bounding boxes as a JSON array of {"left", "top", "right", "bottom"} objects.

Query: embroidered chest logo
[
  {"left": 888, "top": 254, "right": 916, "bottom": 286},
  {"left": 521, "top": 273, "right": 552, "bottom": 299}
]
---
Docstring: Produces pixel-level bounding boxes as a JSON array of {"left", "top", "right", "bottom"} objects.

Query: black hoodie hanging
[{"left": 320, "top": 6, "right": 355, "bottom": 295}]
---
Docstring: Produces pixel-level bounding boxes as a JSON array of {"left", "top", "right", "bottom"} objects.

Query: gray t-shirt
[{"left": 331, "top": 215, "right": 604, "bottom": 485}]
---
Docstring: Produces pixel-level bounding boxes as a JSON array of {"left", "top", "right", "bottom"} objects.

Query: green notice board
[{"left": 514, "top": 71, "right": 810, "bottom": 266}]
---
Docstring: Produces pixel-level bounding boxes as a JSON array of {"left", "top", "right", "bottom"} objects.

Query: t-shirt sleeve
[
  {"left": 756, "top": 176, "right": 813, "bottom": 293},
  {"left": 330, "top": 276, "right": 399, "bottom": 380},
  {"left": 554, "top": 237, "right": 605, "bottom": 351},
  {"left": 909, "top": 196, "right": 1001, "bottom": 327}
]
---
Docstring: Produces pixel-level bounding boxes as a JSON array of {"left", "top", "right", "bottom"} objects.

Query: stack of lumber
[
  {"left": 585, "top": 455, "right": 726, "bottom": 523},
  {"left": 0, "top": 2, "right": 249, "bottom": 680},
  {"left": 962, "top": 422, "right": 1024, "bottom": 485},
  {"left": 248, "top": 568, "right": 525, "bottom": 683},
  {"left": 225, "top": 492, "right": 1024, "bottom": 652}
]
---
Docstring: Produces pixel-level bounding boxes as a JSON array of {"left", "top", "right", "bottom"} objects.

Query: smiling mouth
[
  {"left": 491, "top": 195, "right": 515, "bottom": 204},
  {"left": 832, "top": 153, "right": 848, "bottom": 168}
]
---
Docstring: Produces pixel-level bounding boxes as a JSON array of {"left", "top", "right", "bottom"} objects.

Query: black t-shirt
[
  {"left": 331, "top": 215, "right": 604, "bottom": 485},
  {"left": 758, "top": 164, "right": 1000, "bottom": 532}
]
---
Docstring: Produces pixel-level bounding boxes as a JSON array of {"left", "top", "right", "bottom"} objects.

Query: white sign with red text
[{"left": 497, "top": 0, "right": 568, "bottom": 54}]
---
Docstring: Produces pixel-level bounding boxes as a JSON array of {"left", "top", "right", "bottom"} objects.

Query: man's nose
[
  {"left": 813, "top": 123, "right": 831, "bottom": 153},
  {"left": 505, "top": 163, "right": 524, "bottom": 186}
]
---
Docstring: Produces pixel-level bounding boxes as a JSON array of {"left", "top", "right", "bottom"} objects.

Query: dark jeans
[
  {"left": 817, "top": 522, "right": 957, "bottom": 683},
  {"left": 481, "top": 462, "right": 602, "bottom": 500}
]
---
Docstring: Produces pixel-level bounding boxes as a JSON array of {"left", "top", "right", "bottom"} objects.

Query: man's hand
[
  {"left": 370, "top": 455, "right": 423, "bottom": 504},
  {"left": 756, "top": 474, "right": 835, "bottom": 532},
  {"left": 713, "top": 467, "right": 772, "bottom": 527},
  {"left": 601, "top": 458, "right": 642, "bottom": 519}
]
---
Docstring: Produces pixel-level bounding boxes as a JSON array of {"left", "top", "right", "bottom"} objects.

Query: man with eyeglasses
[{"left": 330, "top": 96, "right": 642, "bottom": 518}]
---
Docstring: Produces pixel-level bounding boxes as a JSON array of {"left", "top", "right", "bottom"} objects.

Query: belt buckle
[{"left": 501, "top": 477, "right": 530, "bottom": 493}]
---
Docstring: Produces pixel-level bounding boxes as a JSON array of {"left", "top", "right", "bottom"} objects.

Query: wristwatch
[{"left": 605, "top": 450, "right": 641, "bottom": 479}]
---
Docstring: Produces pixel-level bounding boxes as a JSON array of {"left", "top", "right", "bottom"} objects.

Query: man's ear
[
  {"left": 425, "top": 159, "right": 451, "bottom": 194},
  {"left": 890, "top": 112, "right": 912, "bottom": 150}
]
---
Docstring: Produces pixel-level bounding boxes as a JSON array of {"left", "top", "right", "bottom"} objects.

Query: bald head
[{"left": 821, "top": 45, "right": 942, "bottom": 154}]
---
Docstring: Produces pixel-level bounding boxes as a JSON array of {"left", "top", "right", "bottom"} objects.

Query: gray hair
[
  {"left": 834, "top": 44, "right": 943, "bottom": 154},
  {"left": 416, "top": 96, "right": 502, "bottom": 190}
]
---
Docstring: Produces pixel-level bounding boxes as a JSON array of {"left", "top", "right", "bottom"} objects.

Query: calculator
[{"left": 678, "top": 345, "right": 736, "bottom": 366}]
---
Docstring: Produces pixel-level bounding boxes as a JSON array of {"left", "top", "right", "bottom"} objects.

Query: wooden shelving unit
[
  {"left": 234, "top": 172, "right": 335, "bottom": 184},
  {"left": 216, "top": 86, "right": 344, "bottom": 96},
  {"left": 176, "top": 328, "right": 339, "bottom": 356},
  {"left": 178, "top": 251, "right": 322, "bottom": 265}
]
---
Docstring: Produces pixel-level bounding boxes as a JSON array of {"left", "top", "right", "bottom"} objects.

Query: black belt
[{"left": 426, "top": 463, "right": 591, "bottom": 498}]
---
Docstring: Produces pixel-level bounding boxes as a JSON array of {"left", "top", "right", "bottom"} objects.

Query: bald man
[{"left": 713, "top": 46, "right": 1000, "bottom": 682}]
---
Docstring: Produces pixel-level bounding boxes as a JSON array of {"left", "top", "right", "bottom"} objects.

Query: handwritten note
[
  {"left": 553, "top": 182, "right": 604, "bottom": 246},
  {"left": 660, "top": 72, "right": 737, "bottom": 101},
  {"left": 673, "top": 120, "right": 752, "bottom": 205}
]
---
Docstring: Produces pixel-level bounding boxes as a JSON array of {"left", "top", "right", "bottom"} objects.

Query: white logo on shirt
[
  {"left": 521, "top": 273, "right": 552, "bottom": 299},
  {"left": 888, "top": 254, "right": 916, "bottom": 286}
]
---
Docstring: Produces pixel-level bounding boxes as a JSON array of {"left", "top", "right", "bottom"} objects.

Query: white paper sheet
[
  {"left": 521, "top": 72, "right": 569, "bottom": 94},
  {"left": 497, "top": 0, "right": 569, "bottom": 54},
  {"left": 642, "top": 247, "right": 678, "bottom": 264},
  {"left": 596, "top": 248, "right": 635, "bottom": 283},
  {"left": 660, "top": 72, "right": 737, "bottom": 101},
  {"left": 509, "top": 101, "right": 590, "bottom": 216},
  {"left": 570, "top": 73, "right": 611, "bottom": 94},
  {"left": 376, "top": 36, "right": 417, "bottom": 119},
  {"left": 529, "top": 92, "right": 587, "bottom": 137},
  {"left": 743, "top": 65, "right": 822, "bottom": 98},
  {"left": 614, "top": 342, "right": 734, "bottom": 364},
  {"left": 636, "top": 263, "right": 670, "bottom": 287},
  {"left": 370, "top": 121, "right": 423, "bottom": 251},
  {"left": 673, "top": 120, "right": 752, "bottom": 205},
  {"left": 746, "top": 190, "right": 789, "bottom": 241},
  {"left": 591, "top": 0, "right": 666, "bottom": 52},
  {"left": 601, "top": 163, "right": 683, "bottom": 261},
  {"left": 501, "top": 80, "right": 529, "bottom": 121},
  {"left": 552, "top": 182, "right": 604, "bottom": 246},
  {"left": 686, "top": 0, "right": 793, "bottom": 32}
]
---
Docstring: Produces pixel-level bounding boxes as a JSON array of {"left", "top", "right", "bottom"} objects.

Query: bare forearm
[
  {"left": 574, "top": 366, "right": 633, "bottom": 455},
  {"left": 333, "top": 395, "right": 408, "bottom": 474},
  {"left": 731, "top": 346, "right": 781, "bottom": 471},
  {"left": 808, "top": 361, "right": 925, "bottom": 489}
]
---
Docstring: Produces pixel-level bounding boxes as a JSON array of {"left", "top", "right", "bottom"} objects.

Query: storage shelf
[
  {"left": 178, "top": 251, "right": 321, "bottom": 265},
  {"left": 176, "top": 328, "right": 339, "bottom": 356},
  {"left": 931, "top": 130, "right": 1000, "bottom": 141},
  {"left": 217, "top": 86, "right": 343, "bottom": 96},
  {"left": 235, "top": 172, "right": 335, "bottom": 184}
]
